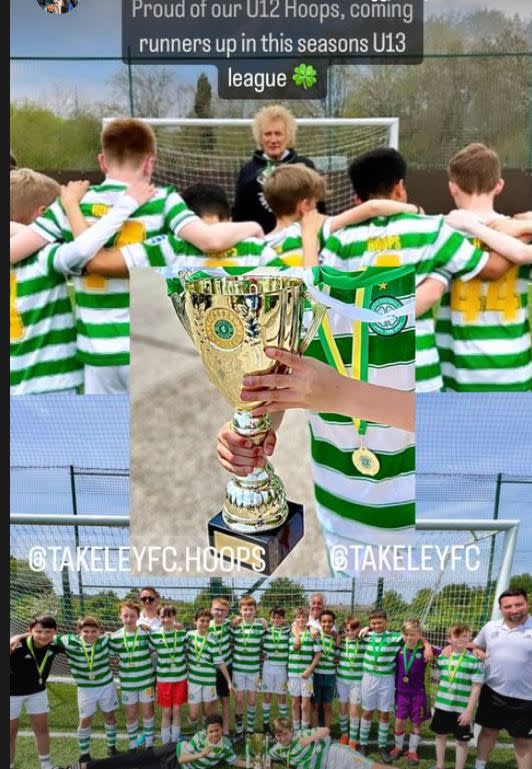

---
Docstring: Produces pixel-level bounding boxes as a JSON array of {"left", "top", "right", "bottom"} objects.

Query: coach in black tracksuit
[{"left": 232, "top": 105, "right": 325, "bottom": 234}]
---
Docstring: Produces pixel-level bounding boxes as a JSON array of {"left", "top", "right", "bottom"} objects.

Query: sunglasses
[{"left": 140, "top": 596, "right": 156, "bottom": 603}]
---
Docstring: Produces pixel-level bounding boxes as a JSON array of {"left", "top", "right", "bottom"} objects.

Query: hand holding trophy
[{"left": 169, "top": 272, "right": 326, "bottom": 574}]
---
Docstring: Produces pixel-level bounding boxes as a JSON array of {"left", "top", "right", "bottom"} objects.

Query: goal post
[{"left": 101, "top": 116, "right": 400, "bottom": 215}]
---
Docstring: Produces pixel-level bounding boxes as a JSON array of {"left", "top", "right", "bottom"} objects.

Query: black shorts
[
  {"left": 475, "top": 684, "right": 532, "bottom": 739},
  {"left": 216, "top": 664, "right": 232, "bottom": 698},
  {"left": 430, "top": 707, "right": 474, "bottom": 742}
]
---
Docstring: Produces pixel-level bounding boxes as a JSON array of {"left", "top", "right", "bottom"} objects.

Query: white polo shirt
[{"left": 474, "top": 615, "right": 532, "bottom": 700}]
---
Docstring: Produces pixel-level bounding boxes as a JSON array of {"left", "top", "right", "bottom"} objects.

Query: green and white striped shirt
[
  {"left": 270, "top": 730, "right": 330, "bottom": 769},
  {"left": 109, "top": 628, "right": 155, "bottom": 691},
  {"left": 337, "top": 638, "right": 365, "bottom": 684},
  {"left": 320, "top": 213, "right": 488, "bottom": 392},
  {"left": 10, "top": 247, "right": 82, "bottom": 394},
  {"left": 231, "top": 620, "right": 265, "bottom": 675},
  {"left": 186, "top": 631, "right": 223, "bottom": 686},
  {"left": 177, "top": 732, "right": 238, "bottom": 768},
  {"left": 361, "top": 631, "right": 403, "bottom": 677},
  {"left": 122, "top": 233, "right": 281, "bottom": 270},
  {"left": 314, "top": 633, "right": 337, "bottom": 675},
  {"left": 288, "top": 631, "right": 322, "bottom": 677},
  {"left": 304, "top": 266, "right": 416, "bottom": 551},
  {"left": 262, "top": 624, "right": 290, "bottom": 666},
  {"left": 30, "top": 180, "right": 198, "bottom": 367},
  {"left": 55, "top": 634, "right": 113, "bottom": 688},
  {"left": 149, "top": 628, "right": 187, "bottom": 683},
  {"left": 209, "top": 618, "right": 233, "bottom": 666},
  {"left": 435, "top": 226, "right": 531, "bottom": 391},
  {"left": 434, "top": 651, "right": 484, "bottom": 712}
]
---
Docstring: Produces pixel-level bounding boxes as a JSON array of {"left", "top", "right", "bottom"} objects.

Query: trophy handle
[
  {"left": 296, "top": 289, "right": 327, "bottom": 357},
  {"left": 168, "top": 274, "right": 194, "bottom": 343}
]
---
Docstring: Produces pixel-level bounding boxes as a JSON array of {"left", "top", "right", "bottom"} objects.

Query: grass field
[{"left": 14, "top": 683, "right": 515, "bottom": 769}]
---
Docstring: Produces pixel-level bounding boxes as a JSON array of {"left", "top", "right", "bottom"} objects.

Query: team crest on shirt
[{"left": 369, "top": 295, "right": 407, "bottom": 337}]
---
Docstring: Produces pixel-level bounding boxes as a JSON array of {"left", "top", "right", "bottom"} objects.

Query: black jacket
[{"left": 232, "top": 149, "right": 324, "bottom": 234}]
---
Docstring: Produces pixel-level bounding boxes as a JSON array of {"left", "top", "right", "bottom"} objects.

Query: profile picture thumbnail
[{"left": 37, "top": 0, "right": 79, "bottom": 13}]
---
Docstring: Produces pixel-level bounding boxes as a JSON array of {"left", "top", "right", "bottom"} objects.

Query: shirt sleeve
[
  {"left": 425, "top": 220, "right": 489, "bottom": 282},
  {"left": 472, "top": 660, "right": 485, "bottom": 685},
  {"left": 30, "top": 199, "right": 70, "bottom": 243},
  {"left": 163, "top": 188, "right": 201, "bottom": 237}
]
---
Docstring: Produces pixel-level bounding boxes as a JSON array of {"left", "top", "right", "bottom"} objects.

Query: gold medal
[
  {"left": 89, "top": 673, "right": 95, "bottom": 681},
  {"left": 352, "top": 445, "right": 380, "bottom": 476},
  {"left": 403, "top": 675, "right": 409, "bottom": 683}
]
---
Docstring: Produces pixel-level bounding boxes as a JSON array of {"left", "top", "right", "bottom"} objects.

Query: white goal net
[{"left": 102, "top": 117, "right": 399, "bottom": 215}]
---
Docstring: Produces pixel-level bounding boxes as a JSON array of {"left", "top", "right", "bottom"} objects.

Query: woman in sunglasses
[{"left": 138, "top": 588, "right": 162, "bottom": 632}]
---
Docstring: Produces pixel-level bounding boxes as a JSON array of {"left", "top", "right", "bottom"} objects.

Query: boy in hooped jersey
[
  {"left": 149, "top": 604, "right": 187, "bottom": 745},
  {"left": 336, "top": 617, "right": 365, "bottom": 749},
  {"left": 209, "top": 597, "right": 233, "bottom": 737},
  {"left": 187, "top": 609, "right": 233, "bottom": 732},
  {"left": 436, "top": 143, "right": 532, "bottom": 391},
  {"left": 108, "top": 602, "right": 155, "bottom": 752},
  {"left": 429, "top": 624, "right": 484, "bottom": 769},
  {"left": 55, "top": 616, "right": 118, "bottom": 762},
  {"left": 10, "top": 118, "right": 263, "bottom": 393},
  {"left": 231, "top": 595, "right": 267, "bottom": 739},
  {"left": 261, "top": 606, "right": 290, "bottom": 733},
  {"left": 310, "top": 610, "right": 338, "bottom": 729},
  {"left": 287, "top": 607, "right": 322, "bottom": 734}
]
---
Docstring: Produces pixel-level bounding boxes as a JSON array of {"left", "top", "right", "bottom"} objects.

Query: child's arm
[
  {"left": 328, "top": 200, "right": 420, "bottom": 234},
  {"left": 10, "top": 228, "right": 49, "bottom": 264},
  {"left": 217, "top": 413, "right": 283, "bottom": 477},
  {"left": 421, "top": 639, "right": 434, "bottom": 663},
  {"left": 60, "top": 180, "right": 90, "bottom": 236},
  {"left": 489, "top": 216, "right": 532, "bottom": 239},
  {"left": 179, "top": 219, "right": 264, "bottom": 253},
  {"left": 300, "top": 209, "right": 327, "bottom": 266},
  {"left": 216, "top": 661, "right": 235, "bottom": 694},
  {"left": 458, "top": 681, "right": 482, "bottom": 726},
  {"left": 446, "top": 210, "right": 532, "bottom": 265},
  {"left": 240, "top": 347, "right": 415, "bottom": 432},
  {"left": 302, "top": 650, "right": 322, "bottom": 678},
  {"left": 178, "top": 744, "right": 214, "bottom": 763},
  {"left": 299, "top": 727, "right": 330, "bottom": 745},
  {"left": 10, "top": 221, "right": 28, "bottom": 237},
  {"left": 416, "top": 276, "right": 448, "bottom": 317}
]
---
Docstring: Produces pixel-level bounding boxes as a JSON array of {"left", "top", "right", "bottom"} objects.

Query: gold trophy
[
  {"left": 245, "top": 733, "right": 270, "bottom": 769},
  {"left": 169, "top": 272, "right": 326, "bottom": 574}
]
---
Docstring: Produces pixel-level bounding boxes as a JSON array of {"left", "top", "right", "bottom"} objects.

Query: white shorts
[
  {"left": 84, "top": 364, "right": 129, "bottom": 394},
  {"left": 262, "top": 662, "right": 288, "bottom": 695},
  {"left": 121, "top": 686, "right": 155, "bottom": 705},
  {"left": 361, "top": 673, "right": 395, "bottom": 713},
  {"left": 324, "top": 744, "right": 373, "bottom": 769},
  {"left": 188, "top": 682, "right": 218, "bottom": 704},
  {"left": 288, "top": 675, "right": 313, "bottom": 699},
  {"left": 336, "top": 680, "right": 362, "bottom": 706},
  {"left": 10, "top": 690, "right": 49, "bottom": 720},
  {"left": 78, "top": 681, "right": 119, "bottom": 718},
  {"left": 233, "top": 672, "right": 261, "bottom": 693}
]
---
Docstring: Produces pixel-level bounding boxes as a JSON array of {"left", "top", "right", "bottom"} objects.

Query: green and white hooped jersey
[
  {"left": 30, "top": 181, "right": 198, "bottom": 367},
  {"left": 209, "top": 618, "right": 233, "bottom": 666},
  {"left": 361, "top": 631, "right": 403, "bottom": 677},
  {"left": 122, "top": 232, "right": 290, "bottom": 270},
  {"left": 186, "top": 631, "right": 223, "bottom": 686},
  {"left": 337, "top": 638, "right": 365, "bottom": 684},
  {"left": 320, "top": 213, "right": 488, "bottom": 392},
  {"left": 288, "top": 631, "right": 322, "bottom": 677},
  {"left": 10, "top": 247, "right": 82, "bottom": 395},
  {"left": 270, "top": 730, "right": 330, "bottom": 769},
  {"left": 262, "top": 624, "right": 291, "bottom": 666},
  {"left": 108, "top": 628, "right": 155, "bottom": 691},
  {"left": 434, "top": 651, "right": 484, "bottom": 712},
  {"left": 314, "top": 633, "right": 337, "bottom": 675},
  {"left": 55, "top": 633, "right": 113, "bottom": 688},
  {"left": 148, "top": 628, "right": 187, "bottom": 683},
  {"left": 304, "top": 265, "right": 416, "bottom": 551},
  {"left": 435, "top": 229, "right": 531, "bottom": 390},
  {"left": 178, "top": 732, "right": 238, "bottom": 768},
  {"left": 231, "top": 620, "right": 265, "bottom": 675}
]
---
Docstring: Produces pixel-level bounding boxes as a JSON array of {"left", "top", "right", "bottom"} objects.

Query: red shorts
[{"left": 157, "top": 680, "right": 188, "bottom": 708}]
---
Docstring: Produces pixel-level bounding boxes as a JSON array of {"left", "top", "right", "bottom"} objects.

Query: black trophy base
[{"left": 207, "top": 502, "right": 304, "bottom": 575}]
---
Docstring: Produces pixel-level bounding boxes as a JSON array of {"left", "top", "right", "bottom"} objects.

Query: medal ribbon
[
  {"left": 271, "top": 626, "right": 283, "bottom": 654},
  {"left": 193, "top": 632, "right": 209, "bottom": 663},
  {"left": 447, "top": 650, "right": 466, "bottom": 687},
  {"left": 320, "top": 632, "right": 334, "bottom": 660},
  {"left": 80, "top": 637, "right": 96, "bottom": 678},
  {"left": 161, "top": 629, "right": 178, "bottom": 664},
  {"left": 402, "top": 643, "right": 420, "bottom": 678},
  {"left": 122, "top": 629, "right": 139, "bottom": 665},
  {"left": 241, "top": 621, "right": 255, "bottom": 649},
  {"left": 346, "top": 639, "right": 360, "bottom": 668},
  {"left": 370, "top": 632, "right": 387, "bottom": 668},
  {"left": 27, "top": 637, "right": 52, "bottom": 684}
]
